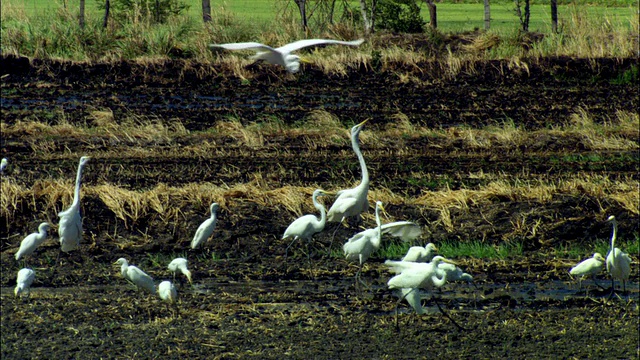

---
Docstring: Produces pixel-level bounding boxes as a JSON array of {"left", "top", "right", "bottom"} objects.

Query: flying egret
[
  {"left": 282, "top": 189, "right": 332, "bottom": 258},
  {"left": 191, "top": 203, "right": 220, "bottom": 250},
  {"left": 402, "top": 243, "right": 438, "bottom": 262},
  {"left": 386, "top": 256, "right": 466, "bottom": 329},
  {"left": 209, "top": 38, "right": 365, "bottom": 73},
  {"left": 327, "top": 120, "right": 370, "bottom": 226},
  {"left": 114, "top": 258, "right": 156, "bottom": 294},
  {"left": 605, "top": 215, "right": 632, "bottom": 295},
  {"left": 14, "top": 268, "right": 35, "bottom": 298},
  {"left": 570, "top": 252, "right": 606, "bottom": 290},
  {"left": 158, "top": 280, "right": 179, "bottom": 317},
  {"left": 58, "top": 156, "right": 90, "bottom": 253},
  {"left": 1, "top": 158, "right": 7, "bottom": 173},
  {"left": 15, "top": 222, "right": 51, "bottom": 266},
  {"left": 168, "top": 257, "right": 192, "bottom": 285}
]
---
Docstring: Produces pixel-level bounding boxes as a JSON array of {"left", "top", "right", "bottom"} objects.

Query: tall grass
[{"left": 1, "top": 1, "right": 637, "bottom": 63}]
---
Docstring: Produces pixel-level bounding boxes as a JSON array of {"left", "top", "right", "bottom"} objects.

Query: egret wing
[
  {"left": 277, "top": 39, "right": 364, "bottom": 54},
  {"left": 381, "top": 221, "right": 422, "bottom": 242},
  {"left": 210, "top": 42, "right": 276, "bottom": 52}
]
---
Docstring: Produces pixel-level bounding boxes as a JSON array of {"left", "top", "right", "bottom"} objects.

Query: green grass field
[{"left": 4, "top": 0, "right": 637, "bottom": 33}]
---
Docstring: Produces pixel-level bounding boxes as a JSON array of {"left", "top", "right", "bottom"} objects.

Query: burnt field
[{"left": 1, "top": 54, "right": 639, "bottom": 358}]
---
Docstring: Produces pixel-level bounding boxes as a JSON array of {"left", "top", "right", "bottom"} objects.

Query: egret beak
[
  {"left": 298, "top": 56, "right": 313, "bottom": 64},
  {"left": 357, "top": 119, "right": 369, "bottom": 127},
  {"left": 433, "top": 246, "right": 439, "bottom": 252},
  {"left": 442, "top": 258, "right": 458, "bottom": 266},
  {"left": 320, "top": 190, "right": 336, "bottom": 196}
]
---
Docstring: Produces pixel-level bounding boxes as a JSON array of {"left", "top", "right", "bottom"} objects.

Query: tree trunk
[
  {"left": 425, "top": 0, "right": 436, "bottom": 29},
  {"left": 103, "top": 0, "right": 110, "bottom": 28},
  {"left": 202, "top": 0, "right": 212, "bottom": 22},
  {"left": 551, "top": 0, "right": 558, "bottom": 33},
  {"left": 359, "top": 0, "right": 376, "bottom": 35},
  {"left": 79, "top": 0, "right": 85, "bottom": 29},
  {"left": 523, "top": 0, "right": 530, "bottom": 32},
  {"left": 295, "top": 0, "right": 308, "bottom": 31},
  {"left": 484, "top": 0, "right": 490, "bottom": 30}
]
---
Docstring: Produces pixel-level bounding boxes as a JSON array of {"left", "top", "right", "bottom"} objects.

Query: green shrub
[{"left": 376, "top": 0, "right": 425, "bottom": 33}]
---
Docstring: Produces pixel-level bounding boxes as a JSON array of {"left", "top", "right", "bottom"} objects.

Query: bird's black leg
[{"left": 433, "top": 295, "right": 467, "bottom": 331}]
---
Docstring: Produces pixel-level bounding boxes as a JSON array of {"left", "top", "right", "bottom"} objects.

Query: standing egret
[
  {"left": 114, "top": 258, "right": 156, "bottom": 294},
  {"left": 209, "top": 38, "right": 365, "bottom": 73},
  {"left": 327, "top": 120, "right": 370, "bottom": 226},
  {"left": 386, "top": 256, "right": 465, "bottom": 329},
  {"left": 168, "top": 257, "right": 192, "bottom": 285},
  {"left": 14, "top": 268, "right": 35, "bottom": 298},
  {"left": 1, "top": 158, "right": 7, "bottom": 173},
  {"left": 191, "top": 203, "right": 220, "bottom": 250},
  {"left": 605, "top": 216, "right": 632, "bottom": 295},
  {"left": 402, "top": 243, "right": 438, "bottom": 262},
  {"left": 569, "top": 253, "right": 606, "bottom": 290},
  {"left": 58, "top": 156, "right": 90, "bottom": 253},
  {"left": 282, "top": 189, "right": 331, "bottom": 258},
  {"left": 158, "top": 280, "right": 179, "bottom": 317},
  {"left": 15, "top": 222, "right": 50, "bottom": 266}
]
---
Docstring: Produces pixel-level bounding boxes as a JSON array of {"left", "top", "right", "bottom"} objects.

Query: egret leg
[
  {"left": 284, "top": 237, "right": 299, "bottom": 260},
  {"left": 433, "top": 296, "right": 467, "bottom": 331},
  {"left": 593, "top": 276, "right": 605, "bottom": 290},
  {"left": 608, "top": 278, "right": 616, "bottom": 299},
  {"left": 327, "top": 222, "right": 343, "bottom": 253}
]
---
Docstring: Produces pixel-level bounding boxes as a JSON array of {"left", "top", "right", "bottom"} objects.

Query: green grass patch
[{"left": 439, "top": 240, "right": 524, "bottom": 259}]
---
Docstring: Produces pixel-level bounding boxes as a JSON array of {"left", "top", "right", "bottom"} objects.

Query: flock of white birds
[{"left": 4, "top": 38, "right": 635, "bottom": 319}]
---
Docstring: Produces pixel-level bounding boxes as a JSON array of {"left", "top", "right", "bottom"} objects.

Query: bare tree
[
  {"left": 359, "top": 0, "right": 377, "bottom": 35},
  {"left": 423, "top": 0, "right": 436, "bottom": 29},
  {"left": 202, "top": 0, "right": 212, "bottom": 22},
  {"left": 79, "top": 0, "right": 86, "bottom": 28},
  {"left": 551, "top": 0, "right": 558, "bottom": 33},
  {"left": 103, "top": 0, "right": 110, "bottom": 28},
  {"left": 514, "top": 0, "right": 530, "bottom": 32},
  {"left": 295, "top": 0, "right": 309, "bottom": 30},
  {"left": 484, "top": 0, "right": 490, "bottom": 30}
]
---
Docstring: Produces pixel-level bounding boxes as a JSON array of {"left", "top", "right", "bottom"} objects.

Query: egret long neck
[
  {"left": 374, "top": 205, "right": 382, "bottom": 245},
  {"left": 431, "top": 268, "right": 447, "bottom": 287},
  {"left": 120, "top": 262, "right": 128, "bottom": 278},
  {"left": 352, "top": 131, "right": 369, "bottom": 186},
  {"left": 313, "top": 193, "right": 327, "bottom": 225},
  {"left": 610, "top": 220, "right": 618, "bottom": 264},
  {"left": 72, "top": 163, "right": 85, "bottom": 207}
]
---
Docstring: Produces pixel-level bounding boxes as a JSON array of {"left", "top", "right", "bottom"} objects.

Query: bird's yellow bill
[
  {"left": 357, "top": 119, "right": 369, "bottom": 127},
  {"left": 442, "top": 258, "right": 458, "bottom": 265},
  {"left": 298, "top": 56, "right": 313, "bottom": 64}
]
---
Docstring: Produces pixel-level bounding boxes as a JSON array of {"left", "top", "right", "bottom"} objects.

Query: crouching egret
[
  {"left": 168, "top": 257, "right": 192, "bottom": 285},
  {"left": 605, "top": 216, "right": 632, "bottom": 295},
  {"left": 15, "top": 268, "right": 35, "bottom": 298},
  {"left": 282, "top": 189, "right": 332, "bottom": 258},
  {"left": 210, "top": 38, "right": 365, "bottom": 73},
  {"left": 386, "top": 257, "right": 466, "bottom": 330},
  {"left": 158, "top": 280, "right": 179, "bottom": 317},
  {"left": 58, "top": 156, "right": 90, "bottom": 253},
  {"left": 191, "top": 203, "right": 220, "bottom": 250},
  {"left": 569, "top": 253, "right": 605, "bottom": 290},
  {"left": 402, "top": 243, "right": 438, "bottom": 262},
  {"left": 114, "top": 258, "right": 156, "bottom": 295},
  {"left": 15, "top": 222, "right": 50, "bottom": 266}
]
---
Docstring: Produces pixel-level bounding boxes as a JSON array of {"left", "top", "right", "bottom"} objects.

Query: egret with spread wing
[{"left": 210, "top": 38, "right": 365, "bottom": 73}]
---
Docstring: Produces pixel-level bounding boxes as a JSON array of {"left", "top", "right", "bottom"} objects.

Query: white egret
[
  {"left": 282, "top": 189, "right": 331, "bottom": 257},
  {"left": 1, "top": 157, "right": 7, "bottom": 173},
  {"left": 393, "top": 288, "right": 424, "bottom": 315},
  {"left": 168, "top": 257, "right": 192, "bottom": 284},
  {"left": 114, "top": 258, "right": 156, "bottom": 294},
  {"left": 158, "top": 280, "right": 179, "bottom": 317},
  {"left": 15, "top": 222, "right": 50, "bottom": 265},
  {"left": 14, "top": 268, "right": 35, "bottom": 298},
  {"left": 327, "top": 120, "right": 370, "bottom": 225},
  {"left": 191, "top": 203, "right": 220, "bottom": 250},
  {"left": 605, "top": 215, "right": 632, "bottom": 294},
  {"left": 402, "top": 243, "right": 438, "bottom": 262},
  {"left": 210, "top": 38, "right": 364, "bottom": 73},
  {"left": 569, "top": 252, "right": 605, "bottom": 290},
  {"left": 58, "top": 156, "right": 90, "bottom": 253},
  {"left": 343, "top": 201, "right": 385, "bottom": 287},
  {"left": 438, "top": 262, "right": 474, "bottom": 283},
  {"left": 386, "top": 256, "right": 464, "bottom": 329}
]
